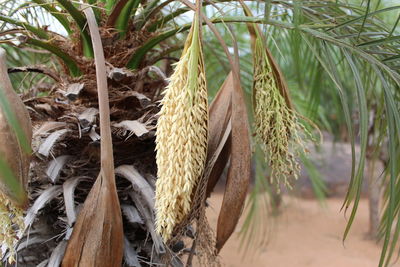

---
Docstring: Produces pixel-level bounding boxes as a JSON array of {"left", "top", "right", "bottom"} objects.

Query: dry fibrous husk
[
  {"left": 154, "top": 11, "right": 208, "bottom": 242},
  {"left": 0, "top": 48, "right": 32, "bottom": 263}
]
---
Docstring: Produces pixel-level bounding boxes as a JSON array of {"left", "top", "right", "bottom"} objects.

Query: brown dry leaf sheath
[
  {"left": 216, "top": 72, "right": 251, "bottom": 252},
  {"left": 206, "top": 72, "right": 233, "bottom": 197},
  {"left": 62, "top": 7, "right": 123, "bottom": 267},
  {"left": 0, "top": 48, "right": 32, "bottom": 207}
]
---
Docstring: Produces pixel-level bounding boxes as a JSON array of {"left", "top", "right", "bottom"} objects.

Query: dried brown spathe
[{"left": 0, "top": 48, "right": 32, "bottom": 263}]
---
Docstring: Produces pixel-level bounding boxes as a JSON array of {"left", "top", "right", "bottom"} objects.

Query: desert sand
[{"left": 206, "top": 194, "right": 383, "bottom": 267}]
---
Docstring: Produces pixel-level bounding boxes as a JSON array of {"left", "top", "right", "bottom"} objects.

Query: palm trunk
[{"left": 367, "top": 157, "right": 381, "bottom": 240}]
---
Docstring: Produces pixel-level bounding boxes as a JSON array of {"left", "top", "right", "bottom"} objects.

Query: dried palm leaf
[{"left": 62, "top": 7, "right": 123, "bottom": 267}]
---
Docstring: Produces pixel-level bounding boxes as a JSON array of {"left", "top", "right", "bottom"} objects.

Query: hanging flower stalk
[
  {"left": 252, "top": 31, "right": 310, "bottom": 189},
  {"left": 154, "top": 8, "right": 208, "bottom": 241}
]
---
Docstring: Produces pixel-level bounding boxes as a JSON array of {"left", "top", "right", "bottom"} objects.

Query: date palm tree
[{"left": 0, "top": 0, "right": 399, "bottom": 266}]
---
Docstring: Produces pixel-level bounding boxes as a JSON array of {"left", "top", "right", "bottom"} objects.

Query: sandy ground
[{"left": 206, "top": 194, "right": 382, "bottom": 267}]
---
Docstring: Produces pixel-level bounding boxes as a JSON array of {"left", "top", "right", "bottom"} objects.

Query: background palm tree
[{"left": 0, "top": 0, "right": 399, "bottom": 266}]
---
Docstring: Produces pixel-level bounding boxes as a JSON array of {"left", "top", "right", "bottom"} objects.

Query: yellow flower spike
[{"left": 154, "top": 12, "right": 208, "bottom": 241}]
